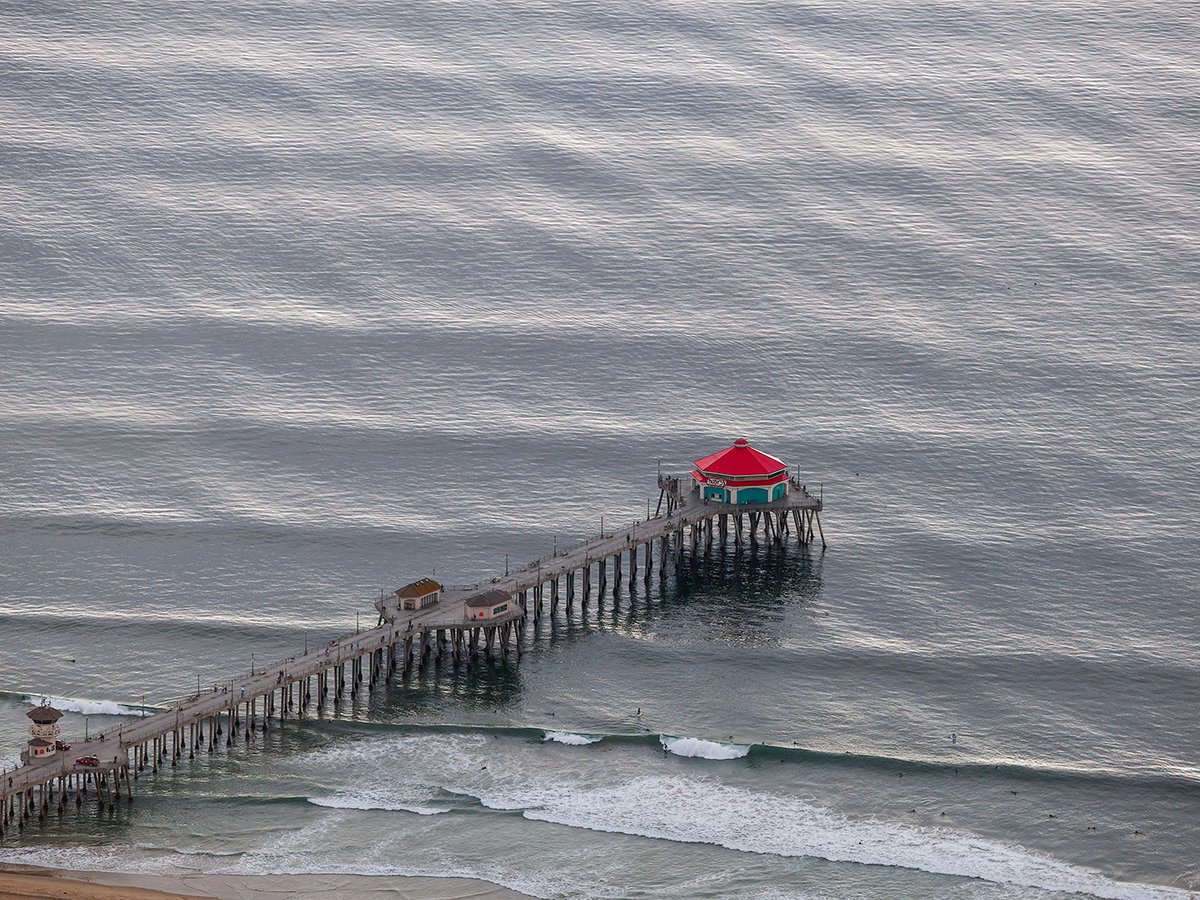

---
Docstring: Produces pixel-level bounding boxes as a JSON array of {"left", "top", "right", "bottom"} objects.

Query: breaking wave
[
  {"left": 289, "top": 732, "right": 1190, "bottom": 900},
  {"left": 308, "top": 720, "right": 1200, "bottom": 790},
  {"left": 661, "top": 735, "right": 750, "bottom": 759},
  {"left": 3, "top": 729, "right": 1189, "bottom": 899},
  {"left": 501, "top": 775, "right": 1186, "bottom": 899},
  {"left": 22, "top": 693, "right": 156, "bottom": 717},
  {"left": 542, "top": 731, "right": 602, "bottom": 746}
]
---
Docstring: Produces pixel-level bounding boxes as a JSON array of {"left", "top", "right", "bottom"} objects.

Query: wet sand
[{"left": 0, "top": 865, "right": 531, "bottom": 899}]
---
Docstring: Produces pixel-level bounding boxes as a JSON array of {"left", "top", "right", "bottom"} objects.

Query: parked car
[
  {"left": 55, "top": 740, "right": 71, "bottom": 751},
  {"left": 75, "top": 755, "right": 99, "bottom": 767}
]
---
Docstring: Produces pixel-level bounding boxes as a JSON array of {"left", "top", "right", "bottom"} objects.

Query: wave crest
[
  {"left": 25, "top": 694, "right": 154, "bottom": 717},
  {"left": 543, "top": 731, "right": 602, "bottom": 746},
  {"left": 661, "top": 735, "right": 750, "bottom": 759},
  {"left": 307, "top": 795, "right": 449, "bottom": 816}
]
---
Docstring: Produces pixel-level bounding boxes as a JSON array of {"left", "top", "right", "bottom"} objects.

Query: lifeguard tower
[{"left": 25, "top": 702, "right": 63, "bottom": 761}]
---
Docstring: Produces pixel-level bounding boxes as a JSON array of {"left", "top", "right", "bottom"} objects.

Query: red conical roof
[{"left": 693, "top": 439, "right": 788, "bottom": 477}]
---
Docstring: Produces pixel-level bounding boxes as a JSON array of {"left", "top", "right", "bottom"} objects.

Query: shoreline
[{"left": 0, "top": 864, "right": 533, "bottom": 899}]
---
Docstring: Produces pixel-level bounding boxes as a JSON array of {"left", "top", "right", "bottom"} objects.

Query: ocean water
[{"left": 1, "top": 1, "right": 1198, "bottom": 897}]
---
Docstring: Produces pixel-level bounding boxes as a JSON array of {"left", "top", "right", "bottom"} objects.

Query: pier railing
[{"left": 2, "top": 480, "right": 825, "bottom": 828}]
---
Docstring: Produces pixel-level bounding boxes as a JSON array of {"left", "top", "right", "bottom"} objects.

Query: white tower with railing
[{"left": 26, "top": 702, "right": 63, "bottom": 759}]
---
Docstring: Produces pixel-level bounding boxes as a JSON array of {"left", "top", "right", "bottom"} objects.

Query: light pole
[
  {"left": 554, "top": 534, "right": 558, "bottom": 555},
  {"left": 356, "top": 611, "right": 360, "bottom": 634},
  {"left": 251, "top": 651, "right": 255, "bottom": 675},
  {"left": 196, "top": 673, "right": 200, "bottom": 696},
  {"left": 600, "top": 515, "right": 604, "bottom": 538},
  {"left": 304, "top": 631, "right": 308, "bottom": 655},
  {"left": 505, "top": 553, "right": 509, "bottom": 575},
  {"left": 84, "top": 715, "right": 89, "bottom": 741}
]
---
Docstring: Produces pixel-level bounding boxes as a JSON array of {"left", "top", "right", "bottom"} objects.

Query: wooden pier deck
[{"left": 1, "top": 475, "right": 823, "bottom": 832}]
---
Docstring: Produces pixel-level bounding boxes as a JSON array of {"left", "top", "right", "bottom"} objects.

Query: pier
[{"left": 1, "top": 443, "right": 824, "bottom": 834}]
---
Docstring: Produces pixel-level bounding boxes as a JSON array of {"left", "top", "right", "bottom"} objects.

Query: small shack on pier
[
  {"left": 26, "top": 703, "right": 63, "bottom": 759},
  {"left": 396, "top": 578, "right": 442, "bottom": 610},
  {"left": 465, "top": 589, "right": 512, "bottom": 621},
  {"left": 26, "top": 738, "right": 54, "bottom": 759},
  {"left": 691, "top": 439, "right": 790, "bottom": 504}
]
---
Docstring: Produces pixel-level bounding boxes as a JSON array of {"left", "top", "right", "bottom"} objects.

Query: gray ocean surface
[{"left": 1, "top": 1, "right": 1198, "bottom": 897}]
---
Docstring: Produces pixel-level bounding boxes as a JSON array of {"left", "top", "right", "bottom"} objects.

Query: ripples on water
[{"left": 1, "top": 1, "right": 1198, "bottom": 896}]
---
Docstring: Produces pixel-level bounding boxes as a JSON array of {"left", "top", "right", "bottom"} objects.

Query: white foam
[
  {"left": 27, "top": 693, "right": 153, "bottom": 717},
  {"left": 222, "top": 858, "right": 561, "bottom": 899},
  {"left": 0, "top": 820, "right": 547, "bottom": 897},
  {"left": 661, "top": 735, "right": 750, "bottom": 759},
  {"left": 511, "top": 776, "right": 1187, "bottom": 900},
  {"left": 0, "top": 846, "right": 174, "bottom": 876},
  {"left": 308, "top": 795, "right": 448, "bottom": 815},
  {"left": 217, "top": 806, "right": 561, "bottom": 898},
  {"left": 543, "top": 731, "right": 602, "bottom": 746},
  {"left": 286, "top": 733, "right": 1188, "bottom": 900}
]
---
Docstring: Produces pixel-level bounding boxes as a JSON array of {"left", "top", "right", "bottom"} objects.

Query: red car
[
  {"left": 55, "top": 740, "right": 71, "bottom": 751},
  {"left": 75, "top": 755, "right": 99, "bottom": 767}
]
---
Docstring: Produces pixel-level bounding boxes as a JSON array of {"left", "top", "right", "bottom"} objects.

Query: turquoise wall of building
[{"left": 698, "top": 479, "right": 787, "bottom": 504}]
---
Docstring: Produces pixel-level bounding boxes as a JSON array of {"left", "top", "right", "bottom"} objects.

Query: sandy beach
[{"left": 0, "top": 865, "right": 531, "bottom": 900}]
